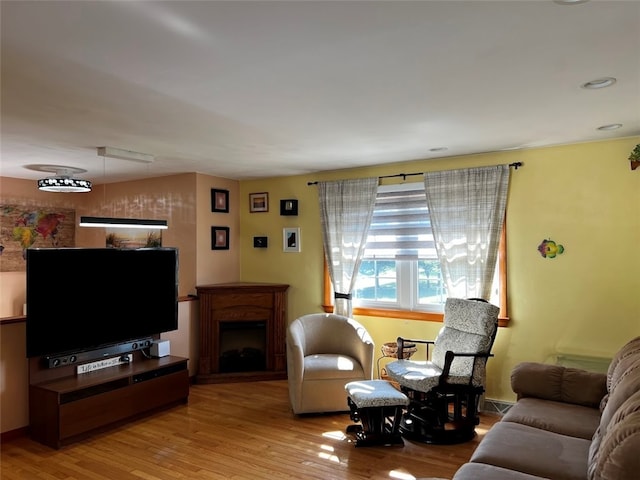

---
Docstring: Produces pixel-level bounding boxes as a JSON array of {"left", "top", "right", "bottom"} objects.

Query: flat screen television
[{"left": 26, "top": 247, "right": 179, "bottom": 358}]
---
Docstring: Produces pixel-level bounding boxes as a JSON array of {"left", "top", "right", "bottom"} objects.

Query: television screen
[{"left": 26, "top": 247, "right": 178, "bottom": 358}]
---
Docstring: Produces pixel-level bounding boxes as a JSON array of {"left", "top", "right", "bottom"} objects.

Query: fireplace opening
[{"left": 219, "top": 321, "right": 267, "bottom": 373}]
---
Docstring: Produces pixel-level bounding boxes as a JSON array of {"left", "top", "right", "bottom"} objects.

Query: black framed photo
[
  {"left": 253, "top": 236, "right": 268, "bottom": 248},
  {"left": 280, "top": 199, "right": 298, "bottom": 216},
  {"left": 211, "top": 226, "right": 230, "bottom": 250},
  {"left": 211, "top": 189, "right": 229, "bottom": 213}
]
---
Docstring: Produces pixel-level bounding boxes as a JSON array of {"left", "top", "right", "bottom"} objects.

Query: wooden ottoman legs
[
  {"left": 345, "top": 380, "right": 410, "bottom": 447},
  {"left": 346, "top": 398, "right": 406, "bottom": 447}
]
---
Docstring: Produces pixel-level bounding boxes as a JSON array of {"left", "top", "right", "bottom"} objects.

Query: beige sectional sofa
[{"left": 453, "top": 337, "right": 640, "bottom": 480}]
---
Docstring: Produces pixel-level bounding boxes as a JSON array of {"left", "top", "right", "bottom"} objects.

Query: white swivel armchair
[{"left": 286, "top": 313, "right": 374, "bottom": 414}]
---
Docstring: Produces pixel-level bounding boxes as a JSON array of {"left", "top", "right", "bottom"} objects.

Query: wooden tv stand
[{"left": 29, "top": 352, "right": 189, "bottom": 449}]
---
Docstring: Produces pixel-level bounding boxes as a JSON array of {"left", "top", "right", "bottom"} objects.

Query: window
[
  {"left": 354, "top": 183, "right": 450, "bottom": 312},
  {"left": 323, "top": 182, "right": 508, "bottom": 325}
]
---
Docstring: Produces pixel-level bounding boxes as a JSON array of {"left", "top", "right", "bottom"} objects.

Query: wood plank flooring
[{"left": 1, "top": 380, "right": 500, "bottom": 480}]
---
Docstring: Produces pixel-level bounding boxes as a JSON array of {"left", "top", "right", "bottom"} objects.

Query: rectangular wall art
[
  {"left": 0, "top": 205, "right": 76, "bottom": 272},
  {"left": 212, "top": 226, "right": 230, "bottom": 250},
  {"left": 249, "top": 192, "right": 269, "bottom": 213},
  {"left": 105, "top": 229, "right": 162, "bottom": 249},
  {"left": 283, "top": 227, "right": 301, "bottom": 253},
  {"left": 211, "top": 189, "right": 229, "bottom": 213}
]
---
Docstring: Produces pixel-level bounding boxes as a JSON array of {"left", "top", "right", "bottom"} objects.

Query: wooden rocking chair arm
[
  {"left": 448, "top": 352, "right": 494, "bottom": 359},
  {"left": 439, "top": 350, "right": 495, "bottom": 387},
  {"left": 397, "top": 337, "right": 435, "bottom": 360}
]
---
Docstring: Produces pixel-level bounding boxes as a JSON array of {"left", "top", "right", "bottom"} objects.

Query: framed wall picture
[
  {"left": 211, "top": 189, "right": 229, "bottom": 213},
  {"left": 249, "top": 192, "right": 269, "bottom": 213},
  {"left": 280, "top": 199, "right": 298, "bottom": 216},
  {"left": 211, "top": 226, "right": 230, "bottom": 250},
  {"left": 253, "top": 236, "right": 268, "bottom": 248},
  {"left": 283, "top": 227, "right": 301, "bottom": 253}
]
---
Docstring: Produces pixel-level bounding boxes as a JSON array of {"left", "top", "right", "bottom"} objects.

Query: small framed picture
[
  {"left": 249, "top": 192, "right": 269, "bottom": 213},
  {"left": 253, "top": 236, "right": 268, "bottom": 248},
  {"left": 283, "top": 227, "right": 301, "bottom": 253},
  {"left": 211, "top": 189, "right": 229, "bottom": 213},
  {"left": 211, "top": 226, "right": 230, "bottom": 250},
  {"left": 280, "top": 199, "right": 298, "bottom": 216}
]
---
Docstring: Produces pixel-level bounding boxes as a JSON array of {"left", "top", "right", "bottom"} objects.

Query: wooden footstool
[{"left": 345, "top": 379, "right": 410, "bottom": 447}]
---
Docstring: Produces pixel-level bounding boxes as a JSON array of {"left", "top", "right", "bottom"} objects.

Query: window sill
[{"left": 321, "top": 304, "right": 510, "bottom": 327}]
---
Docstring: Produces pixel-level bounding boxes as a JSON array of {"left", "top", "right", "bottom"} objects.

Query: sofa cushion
[
  {"left": 598, "top": 358, "right": 640, "bottom": 430},
  {"left": 502, "top": 397, "right": 601, "bottom": 439},
  {"left": 606, "top": 337, "right": 640, "bottom": 392},
  {"left": 469, "top": 421, "right": 591, "bottom": 480},
  {"left": 588, "top": 391, "right": 640, "bottom": 480},
  {"left": 608, "top": 354, "right": 640, "bottom": 395},
  {"left": 511, "top": 362, "right": 606, "bottom": 407},
  {"left": 601, "top": 339, "right": 640, "bottom": 410},
  {"left": 453, "top": 462, "right": 550, "bottom": 480}
]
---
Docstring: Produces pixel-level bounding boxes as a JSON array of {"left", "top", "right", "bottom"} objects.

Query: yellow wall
[
  {"left": 240, "top": 137, "right": 640, "bottom": 402},
  {"left": 1, "top": 137, "right": 638, "bottom": 433}
]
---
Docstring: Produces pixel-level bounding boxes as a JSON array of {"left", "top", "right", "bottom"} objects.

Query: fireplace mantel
[{"left": 195, "top": 282, "right": 289, "bottom": 384}]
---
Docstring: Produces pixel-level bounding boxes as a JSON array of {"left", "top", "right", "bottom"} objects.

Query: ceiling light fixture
[
  {"left": 553, "top": 0, "right": 590, "bottom": 5},
  {"left": 597, "top": 123, "right": 623, "bottom": 131},
  {"left": 79, "top": 216, "right": 168, "bottom": 229},
  {"left": 79, "top": 147, "right": 167, "bottom": 230},
  {"left": 37, "top": 167, "right": 92, "bottom": 193},
  {"left": 97, "top": 146, "right": 155, "bottom": 163},
  {"left": 581, "top": 77, "right": 617, "bottom": 89}
]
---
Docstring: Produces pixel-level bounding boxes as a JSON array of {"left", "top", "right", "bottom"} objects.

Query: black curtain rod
[{"left": 307, "top": 161, "right": 523, "bottom": 185}]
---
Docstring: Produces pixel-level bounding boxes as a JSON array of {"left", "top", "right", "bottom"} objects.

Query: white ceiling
[{"left": 1, "top": 0, "right": 639, "bottom": 185}]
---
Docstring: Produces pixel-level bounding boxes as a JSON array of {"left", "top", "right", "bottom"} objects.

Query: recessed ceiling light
[
  {"left": 597, "top": 124, "right": 623, "bottom": 131},
  {"left": 581, "top": 77, "right": 617, "bottom": 89}
]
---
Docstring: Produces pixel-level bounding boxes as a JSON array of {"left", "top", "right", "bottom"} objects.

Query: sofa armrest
[{"left": 511, "top": 362, "right": 607, "bottom": 408}]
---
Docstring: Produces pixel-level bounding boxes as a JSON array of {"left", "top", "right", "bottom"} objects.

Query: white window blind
[{"left": 364, "top": 182, "right": 436, "bottom": 260}]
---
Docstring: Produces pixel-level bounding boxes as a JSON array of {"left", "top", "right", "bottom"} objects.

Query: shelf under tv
[{"left": 28, "top": 352, "right": 189, "bottom": 449}]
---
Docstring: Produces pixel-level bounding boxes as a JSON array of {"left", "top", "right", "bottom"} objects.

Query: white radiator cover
[{"left": 555, "top": 354, "right": 611, "bottom": 373}]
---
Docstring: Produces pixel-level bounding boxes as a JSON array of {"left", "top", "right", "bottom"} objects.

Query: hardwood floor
[{"left": 1, "top": 380, "right": 500, "bottom": 480}]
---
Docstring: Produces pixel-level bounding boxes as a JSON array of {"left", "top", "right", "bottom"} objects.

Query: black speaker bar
[{"left": 44, "top": 338, "right": 153, "bottom": 369}]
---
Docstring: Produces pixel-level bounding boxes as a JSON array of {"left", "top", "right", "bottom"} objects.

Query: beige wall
[
  {"left": 0, "top": 172, "right": 240, "bottom": 309},
  {"left": 0, "top": 172, "right": 239, "bottom": 433},
  {"left": 195, "top": 174, "right": 241, "bottom": 288},
  {"left": 240, "top": 137, "right": 640, "bottom": 402},
  {"left": 0, "top": 322, "right": 28, "bottom": 433}
]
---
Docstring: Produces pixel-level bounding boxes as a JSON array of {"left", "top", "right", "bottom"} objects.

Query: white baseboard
[{"left": 482, "top": 398, "right": 514, "bottom": 415}]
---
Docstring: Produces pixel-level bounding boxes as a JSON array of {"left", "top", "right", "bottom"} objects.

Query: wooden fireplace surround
[{"left": 195, "top": 282, "right": 289, "bottom": 383}]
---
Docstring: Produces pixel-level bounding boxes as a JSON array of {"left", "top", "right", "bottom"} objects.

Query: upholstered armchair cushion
[{"left": 286, "top": 313, "right": 374, "bottom": 414}]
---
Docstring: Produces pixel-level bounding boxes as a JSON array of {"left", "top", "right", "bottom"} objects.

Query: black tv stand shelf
[{"left": 29, "top": 353, "right": 189, "bottom": 449}]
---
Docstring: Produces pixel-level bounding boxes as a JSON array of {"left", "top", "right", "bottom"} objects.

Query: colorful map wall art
[{"left": 0, "top": 205, "right": 75, "bottom": 272}]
